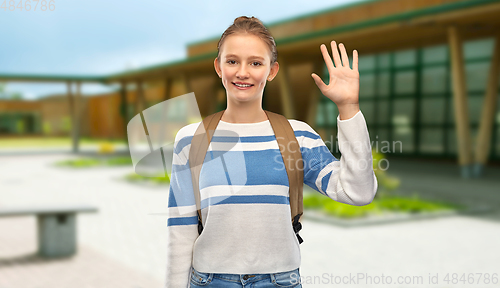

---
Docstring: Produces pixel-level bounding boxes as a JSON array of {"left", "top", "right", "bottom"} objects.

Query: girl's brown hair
[{"left": 217, "top": 16, "right": 278, "bottom": 65}]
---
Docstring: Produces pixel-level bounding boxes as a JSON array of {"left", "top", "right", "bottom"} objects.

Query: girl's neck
[{"left": 220, "top": 101, "right": 268, "bottom": 124}]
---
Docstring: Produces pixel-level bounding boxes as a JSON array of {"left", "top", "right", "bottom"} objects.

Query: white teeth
[{"left": 234, "top": 83, "right": 252, "bottom": 87}]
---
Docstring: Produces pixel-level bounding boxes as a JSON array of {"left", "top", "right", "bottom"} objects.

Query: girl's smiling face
[{"left": 214, "top": 33, "right": 279, "bottom": 104}]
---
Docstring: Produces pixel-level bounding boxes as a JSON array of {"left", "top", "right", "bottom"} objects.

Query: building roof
[{"left": 1, "top": 0, "right": 499, "bottom": 84}]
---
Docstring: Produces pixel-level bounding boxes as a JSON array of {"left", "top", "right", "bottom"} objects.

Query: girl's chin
[
  {"left": 229, "top": 93, "right": 259, "bottom": 102},
  {"left": 232, "top": 96, "right": 255, "bottom": 102}
]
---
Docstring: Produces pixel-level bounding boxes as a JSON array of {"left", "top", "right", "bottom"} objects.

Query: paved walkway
[
  {"left": 0, "top": 144, "right": 129, "bottom": 156},
  {"left": 0, "top": 152, "right": 499, "bottom": 288}
]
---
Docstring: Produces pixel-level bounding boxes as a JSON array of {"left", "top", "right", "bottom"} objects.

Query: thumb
[{"left": 311, "top": 73, "right": 327, "bottom": 91}]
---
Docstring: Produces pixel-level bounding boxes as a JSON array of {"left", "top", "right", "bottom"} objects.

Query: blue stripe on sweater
[
  {"left": 166, "top": 196, "right": 290, "bottom": 226},
  {"left": 199, "top": 149, "right": 289, "bottom": 189},
  {"left": 321, "top": 171, "right": 332, "bottom": 196},
  {"left": 200, "top": 195, "right": 289, "bottom": 209},
  {"left": 174, "top": 130, "right": 320, "bottom": 155},
  {"left": 167, "top": 216, "right": 198, "bottom": 226},
  {"left": 174, "top": 135, "right": 193, "bottom": 154},
  {"left": 301, "top": 146, "right": 338, "bottom": 195},
  {"left": 168, "top": 184, "right": 195, "bottom": 208},
  {"left": 294, "top": 130, "right": 321, "bottom": 140},
  {"left": 168, "top": 146, "right": 338, "bottom": 205}
]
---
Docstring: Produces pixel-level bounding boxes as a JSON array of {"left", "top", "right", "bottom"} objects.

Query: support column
[
  {"left": 66, "top": 81, "right": 80, "bottom": 153},
  {"left": 136, "top": 80, "right": 147, "bottom": 114},
  {"left": 164, "top": 77, "right": 173, "bottom": 101},
  {"left": 306, "top": 60, "right": 324, "bottom": 127},
  {"left": 119, "top": 81, "right": 129, "bottom": 145},
  {"left": 181, "top": 74, "right": 199, "bottom": 116},
  {"left": 181, "top": 74, "right": 192, "bottom": 94},
  {"left": 276, "top": 57, "right": 295, "bottom": 119},
  {"left": 75, "top": 82, "right": 81, "bottom": 151},
  {"left": 447, "top": 25, "right": 473, "bottom": 178},
  {"left": 473, "top": 33, "right": 500, "bottom": 177}
]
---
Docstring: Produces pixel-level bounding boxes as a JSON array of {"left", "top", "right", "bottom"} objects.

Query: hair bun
[{"left": 234, "top": 16, "right": 263, "bottom": 25}]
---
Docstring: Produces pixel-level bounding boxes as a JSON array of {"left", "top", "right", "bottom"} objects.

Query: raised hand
[{"left": 311, "top": 41, "right": 360, "bottom": 120}]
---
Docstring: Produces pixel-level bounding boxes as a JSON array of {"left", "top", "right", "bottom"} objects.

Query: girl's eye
[{"left": 226, "top": 60, "right": 262, "bottom": 66}]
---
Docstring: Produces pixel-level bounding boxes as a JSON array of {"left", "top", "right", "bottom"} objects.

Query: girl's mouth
[{"left": 232, "top": 82, "right": 254, "bottom": 90}]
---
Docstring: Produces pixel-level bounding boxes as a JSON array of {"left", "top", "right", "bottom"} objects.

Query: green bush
[
  {"left": 55, "top": 156, "right": 133, "bottom": 168},
  {"left": 150, "top": 174, "right": 171, "bottom": 184},
  {"left": 55, "top": 158, "right": 102, "bottom": 168},
  {"left": 303, "top": 194, "right": 323, "bottom": 209},
  {"left": 323, "top": 201, "right": 369, "bottom": 218},
  {"left": 372, "top": 150, "right": 400, "bottom": 198},
  {"left": 303, "top": 192, "right": 461, "bottom": 219},
  {"left": 125, "top": 173, "right": 145, "bottom": 181},
  {"left": 125, "top": 172, "right": 171, "bottom": 184},
  {"left": 377, "top": 194, "right": 460, "bottom": 213},
  {"left": 105, "top": 157, "right": 133, "bottom": 166}
]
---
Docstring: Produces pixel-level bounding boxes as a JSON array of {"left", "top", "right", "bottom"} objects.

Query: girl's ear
[
  {"left": 214, "top": 58, "right": 222, "bottom": 77},
  {"left": 268, "top": 62, "right": 279, "bottom": 81}
]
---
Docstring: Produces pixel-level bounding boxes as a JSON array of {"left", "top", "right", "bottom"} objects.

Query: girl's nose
[{"left": 236, "top": 65, "right": 249, "bottom": 78}]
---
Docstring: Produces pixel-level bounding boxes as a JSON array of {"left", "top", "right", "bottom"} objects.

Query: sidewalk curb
[{"left": 302, "top": 205, "right": 494, "bottom": 228}]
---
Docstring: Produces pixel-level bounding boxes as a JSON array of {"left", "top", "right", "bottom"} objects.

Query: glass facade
[
  {"left": 0, "top": 112, "right": 41, "bottom": 134},
  {"left": 315, "top": 37, "right": 500, "bottom": 160}
]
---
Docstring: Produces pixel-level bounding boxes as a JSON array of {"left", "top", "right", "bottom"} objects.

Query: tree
[
  {"left": 10, "top": 92, "right": 23, "bottom": 100},
  {"left": 0, "top": 82, "right": 24, "bottom": 100},
  {"left": 0, "top": 82, "right": 6, "bottom": 98}
]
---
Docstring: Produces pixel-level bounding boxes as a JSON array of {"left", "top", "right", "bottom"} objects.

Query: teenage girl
[{"left": 165, "top": 16, "right": 377, "bottom": 288}]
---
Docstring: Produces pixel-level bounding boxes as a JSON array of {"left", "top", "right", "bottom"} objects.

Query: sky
[{"left": 0, "top": 0, "right": 368, "bottom": 100}]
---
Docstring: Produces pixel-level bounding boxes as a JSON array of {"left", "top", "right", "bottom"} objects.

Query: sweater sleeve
[
  {"left": 299, "top": 110, "right": 378, "bottom": 206},
  {"left": 164, "top": 127, "right": 199, "bottom": 288}
]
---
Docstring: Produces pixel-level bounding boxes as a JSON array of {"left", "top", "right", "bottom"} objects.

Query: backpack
[{"left": 188, "top": 109, "right": 305, "bottom": 244}]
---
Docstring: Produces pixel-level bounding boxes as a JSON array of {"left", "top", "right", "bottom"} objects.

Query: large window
[
  {"left": 314, "top": 37, "right": 500, "bottom": 160},
  {"left": 0, "top": 112, "right": 40, "bottom": 134}
]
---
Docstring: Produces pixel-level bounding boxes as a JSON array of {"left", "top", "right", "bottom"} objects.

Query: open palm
[{"left": 311, "top": 41, "right": 359, "bottom": 106}]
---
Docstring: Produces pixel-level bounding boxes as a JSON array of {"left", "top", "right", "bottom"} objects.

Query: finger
[
  {"left": 339, "top": 43, "right": 350, "bottom": 68},
  {"left": 353, "top": 50, "right": 358, "bottom": 72},
  {"left": 320, "top": 44, "right": 335, "bottom": 75},
  {"left": 311, "top": 73, "right": 327, "bottom": 91},
  {"left": 330, "top": 40, "right": 342, "bottom": 68}
]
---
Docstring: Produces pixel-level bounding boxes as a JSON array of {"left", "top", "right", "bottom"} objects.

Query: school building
[{"left": 1, "top": 0, "right": 499, "bottom": 177}]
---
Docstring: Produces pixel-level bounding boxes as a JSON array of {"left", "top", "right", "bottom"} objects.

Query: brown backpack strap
[
  {"left": 264, "top": 110, "right": 304, "bottom": 244},
  {"left": 189, "top": 110, "right": 225, "bottom": 235}
]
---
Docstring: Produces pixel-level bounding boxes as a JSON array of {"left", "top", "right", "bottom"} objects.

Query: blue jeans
[{"left": 189, "top": 266, "right": 302, "bottom": 287}]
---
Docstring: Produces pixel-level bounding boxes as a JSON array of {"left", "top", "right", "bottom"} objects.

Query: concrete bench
[{"left": 0, "top": 204, "right": 98, "bottom": 258}]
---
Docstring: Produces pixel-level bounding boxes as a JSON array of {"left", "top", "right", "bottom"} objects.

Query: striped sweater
[{"left": 164, "top": 110, "right": 378, "bottom": 288}]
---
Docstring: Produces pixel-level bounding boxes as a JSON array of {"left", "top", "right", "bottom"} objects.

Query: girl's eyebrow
[{"left": 225, "top": 54, "right": 265, "bottom": 61}]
